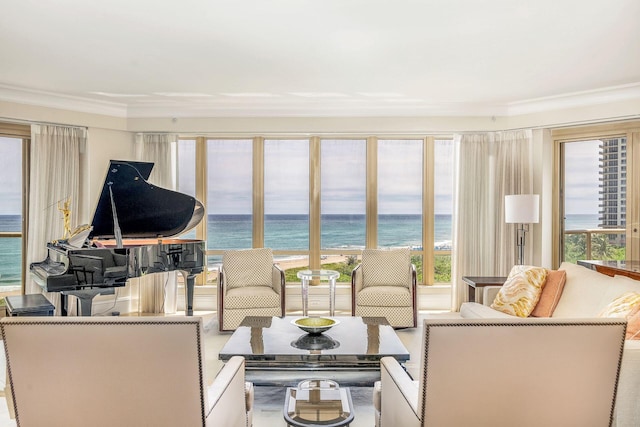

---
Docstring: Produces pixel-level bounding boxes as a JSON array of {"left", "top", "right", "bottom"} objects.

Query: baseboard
[
  {"left": 90, "top": 295, "right": 132, "bottom": 316},
  {"left": 88, "top": 283, "right": 452, "bottom": 315},
  {"left": 177, "top": 285, "right": 217, "bottom": 312},
  {"left": 176, "top": 283, "right": 452, "bottom": 313}
]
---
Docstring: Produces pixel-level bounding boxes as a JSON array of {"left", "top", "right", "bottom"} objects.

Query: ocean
[
  {"left": 207, "top": 214, "right": 452, "bottom": 251},
  {"left": 0, "top": 214, "right": 22, "bottom": 287},
  {"left": 0, "top": 213, "right": 600, "bottom": 287}
]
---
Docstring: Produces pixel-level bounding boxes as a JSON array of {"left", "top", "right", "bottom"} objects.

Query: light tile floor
[{"left": 0, "top": 310, "right": 456, "bottom": 427}]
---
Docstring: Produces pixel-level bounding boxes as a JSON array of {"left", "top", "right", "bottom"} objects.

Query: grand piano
[{"left": 31, "top": 160, "right": 206, "bottom": 316}]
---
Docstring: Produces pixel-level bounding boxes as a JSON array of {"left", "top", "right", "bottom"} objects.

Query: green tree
[
  {"left": 564, "top": 234, "right": 586, "bottom": 263},
  {"left": 411, "top": 255, "right": 423, "bottom": 284},
  {"left": 434, "top": 255, "right": 452, "bottom": 283},
  {"left": 591, "top": 234, "right": 615, "bottom": 260}
]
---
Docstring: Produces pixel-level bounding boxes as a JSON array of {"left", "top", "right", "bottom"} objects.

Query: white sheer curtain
[
  {"left": 133, "top": 133, "right": 179, "bottom": 314},
  {"left": 26, "top": 125, "right": 86, "bottom": 310},
  {"left": 451, "top": 130, "right": 533, "bottom": 311}
]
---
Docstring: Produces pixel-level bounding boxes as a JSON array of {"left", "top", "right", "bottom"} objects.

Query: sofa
[
  {"left": 1, "top": 316, "right": 254, "bottom": 427},
  {"left": 459, "top": 261, "right": 640, "bottom": 427}
]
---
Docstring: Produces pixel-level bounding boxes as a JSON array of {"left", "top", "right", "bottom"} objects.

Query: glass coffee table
[
  {"left": 219, "top": 316, "right": 410, "bottom": 386},
  {"left": 284, "top": 379, "right": 354, "bottom": 427}
]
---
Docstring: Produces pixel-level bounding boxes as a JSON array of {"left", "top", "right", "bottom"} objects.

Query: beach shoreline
[{"left": 275, "top": 255, "right": 348, "bottom": 270}]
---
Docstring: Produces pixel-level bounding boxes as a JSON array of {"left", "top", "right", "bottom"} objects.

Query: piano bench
[{"left": 5, "top": 294, "right": 55, "bottom": 317}]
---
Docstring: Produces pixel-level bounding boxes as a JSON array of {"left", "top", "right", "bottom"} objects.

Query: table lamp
[{"left": 505, "top": 194, "right": 539, "bottom": 265}]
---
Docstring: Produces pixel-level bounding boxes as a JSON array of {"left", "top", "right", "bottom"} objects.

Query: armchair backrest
[
  {"left": 360, "top": 248, "right": 412, "bottom": 287},
  {"left": 1, "top": 316, "right": 209, "bottom": 427},
  {"left": 417, "top": 318, "right": 626, "bottom": 427},
  {"left": 222, "top": 248, "right": 275, "bottom": 289}
]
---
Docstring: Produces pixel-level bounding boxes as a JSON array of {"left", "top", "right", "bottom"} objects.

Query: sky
[
  {"left": 563, "top": 140, "right": 602, "bottom": 215},
  {"left": 0, "top": 136, "right": 605, "bottom": 218},
  {"left": 198, "top": 139, "right": 455, "bottom": 215},
  {"left": 0, "top": 137, "right": 22, "bottom": 215},
  {"left": 176, "top": 137, "right": 606, "bottom": 218}
]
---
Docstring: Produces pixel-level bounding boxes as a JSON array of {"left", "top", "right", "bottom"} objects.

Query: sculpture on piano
[
  {"left": 57, "top": 197, "right": 72, "bottom": 239},
  {"left": 31, "top": 160, "right": 206, "bottom": 316},
  {"left": 53, "top": 197, "right": 93, "bottom": 248}
]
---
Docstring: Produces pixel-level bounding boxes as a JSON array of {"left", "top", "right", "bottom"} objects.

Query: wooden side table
[
  {"left": 461, "top": 276, "right": 507, "bottom": 303},
  {"left": 577, "top": 260, "right": 640, "bottom": 281}
]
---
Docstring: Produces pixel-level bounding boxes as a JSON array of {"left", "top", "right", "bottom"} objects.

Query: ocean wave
[{"left": 435, "top": 240, "right": 452, "bottom": 250}]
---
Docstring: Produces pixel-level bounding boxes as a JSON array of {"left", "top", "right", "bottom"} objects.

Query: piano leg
[
  {"left": 77, "top": 296, "right": 93, "bottom": 317},
  {"left": 181, "top": 271, "right": 196, "bottom": 316},
  {"left": 61, "top": 288, "right": 116, "bottom": 316},
  {"left": 60, "top": 294, "right": 68, "bottom": 316}
]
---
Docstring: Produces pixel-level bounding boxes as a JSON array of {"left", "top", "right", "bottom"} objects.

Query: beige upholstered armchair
[
  {"left": 1, "top": 316, "right": 254, "bottom": 427},
  {"left": 375, "top": 317, "right": 627, "bottom": 427},
  {"left": 351, "top": 248, "right": 417, "bottom": 328},
  {"left": 218, "top": 248, "right": 285, "bottom": 331}
]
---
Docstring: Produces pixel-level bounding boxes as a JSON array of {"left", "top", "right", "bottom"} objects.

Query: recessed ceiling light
[
  {"left": 289, "top": 92, "right": 349, "bottom": 98},
  {"left": 89, "top": 92, "right": 148, "bottom": 98}
]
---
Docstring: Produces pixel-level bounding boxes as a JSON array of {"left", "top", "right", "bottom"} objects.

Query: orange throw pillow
[
  {"left": 530, "top": 269, "right": 567, "bottom": 317},
  {"left": 625, "top": 304, "right": 640, "bottom": 340}
]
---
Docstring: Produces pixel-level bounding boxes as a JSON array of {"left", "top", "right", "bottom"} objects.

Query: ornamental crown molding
[{"left": 0, "top": 82, "right": 639, "bottom": 119}]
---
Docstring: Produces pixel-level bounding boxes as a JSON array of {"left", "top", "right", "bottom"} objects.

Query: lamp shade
[{"left": 505, "top": 194, "right": 539, "bottom": 224}]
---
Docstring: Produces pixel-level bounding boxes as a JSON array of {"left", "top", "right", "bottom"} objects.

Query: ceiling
[{"left": 1, "top": 0, "right": 639, "bottom": 118}]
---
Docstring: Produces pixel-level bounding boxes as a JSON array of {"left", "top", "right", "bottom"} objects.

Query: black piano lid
[{"left": 89, "top": 160, "right": 204, "bottom": 240}]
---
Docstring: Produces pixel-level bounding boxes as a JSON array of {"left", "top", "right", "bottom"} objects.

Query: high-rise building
[{"left": 599, "top": 137, "right": 626, "bottom": 229}]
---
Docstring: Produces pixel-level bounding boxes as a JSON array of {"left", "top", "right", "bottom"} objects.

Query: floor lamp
[{"left": 505, "top": 194, "right": 540, "bottom": 265}]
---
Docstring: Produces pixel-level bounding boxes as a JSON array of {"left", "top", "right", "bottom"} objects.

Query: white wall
[
  {"left": 530, "top": 128, "right": 555, "bottom": 269},
  {"left": 83, "top": 127, "right": 135, "bottom": 223}
]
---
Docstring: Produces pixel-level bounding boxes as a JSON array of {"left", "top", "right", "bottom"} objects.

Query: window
[
  {"left": 264, "top": 139, "right": 309, "bottom": 251},
  {"left": 320, "top": 139, "right": 366, "bottom": 250},
  {"left": 562, "top": 138, "right": 626, "bottom": 262},
  {"left": 554, "top": 121, "right": 640, "bottom": 264},
  {"left": 377, "top": 140, "right": 423, "bottom": 248},
  {"left": 0, "top": 129, "right": 28, "bottom": 292},
  {"left": 206, "top": 139, "right": 253, "bottom": 252},
  {"left": 434, "top": 139, "right": 453, "bottom": 283},
  {"left": 187, "top": 135, "right": 454, "bottom": 288}
]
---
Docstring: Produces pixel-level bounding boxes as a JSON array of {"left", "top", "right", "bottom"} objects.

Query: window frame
[
  {"left": 552, "top": 120, "right": 640, "bottom": 266},
  {"left": 181, "top": 134, "right": 452, "bottom": 285},
  {"left": 0, "top": 122, "right": 31, "bottom": 293}
]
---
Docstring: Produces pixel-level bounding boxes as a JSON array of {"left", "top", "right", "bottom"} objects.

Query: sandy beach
[
  {"left": 274, "top": 255, "right": 347, "bottom": 270},
  {"left": 204, "top": 255, "right": 349, "bottom": 282}
]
